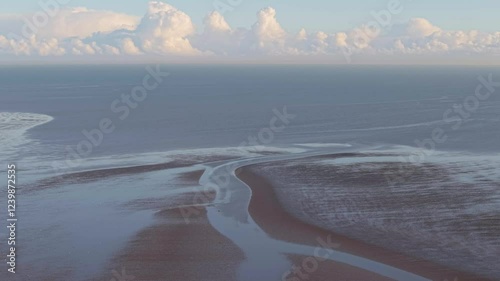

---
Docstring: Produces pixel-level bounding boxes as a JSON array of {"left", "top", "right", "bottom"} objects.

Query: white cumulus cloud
[
  {"left": 0, "top": 1, "right": 499, "bottom": 63},
  {"left": 135, "top": 1, "right": 199, "bottom": 55},
  {"left": 252, "top": 7, "right": 287, "bottom": 54}
]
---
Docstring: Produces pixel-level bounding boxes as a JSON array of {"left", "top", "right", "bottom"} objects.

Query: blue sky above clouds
[
  {"left": 1, "top": 0, "right": 500, "bottom": 64},
  {"left": 3, "top": 0, "right": 499, "bottom": 32}
]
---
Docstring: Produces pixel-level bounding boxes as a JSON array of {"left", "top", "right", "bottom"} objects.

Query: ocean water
[
  {"left": 1, "top": 65, "right": 500, "bottom": 162},
  {"left": 0, "top": 65, "right": 499, "bottom": 280}
]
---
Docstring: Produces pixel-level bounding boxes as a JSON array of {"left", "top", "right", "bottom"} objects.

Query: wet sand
[
  {"left": 99, "top": 168, "right": 244, "bottom": 281},
  {"left": 244, "top": 152, "right": 500, "bottom": 279},
  {"left": 100, "top": 207, "right": 245, "bottom": 281},
  {"left": 27, "top": 155, "right": 236, "bottom": 193},
  {"left": 96, "top": 153, "right": 492, "bottom": 281},
  {"left": 26, "top": 160, "right": 195, "bottom": 192},
  {"left": 237, "top": 166, "right": 490, "bottom": 281},
  {"left": 175, "top": 169, "right": 206, "bottom": 183}
]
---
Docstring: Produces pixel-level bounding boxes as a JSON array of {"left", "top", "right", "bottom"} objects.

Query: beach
[
  {"left": 1, "top": 65, "right": 499, "bottom": 280},
  {"left": 95, "top": 149, "right": 495, "bottom": 281}
]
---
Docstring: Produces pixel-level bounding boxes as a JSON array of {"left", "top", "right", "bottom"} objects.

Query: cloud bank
[{"left": 1, "top": 1, "right": 500, "bottom": 63}]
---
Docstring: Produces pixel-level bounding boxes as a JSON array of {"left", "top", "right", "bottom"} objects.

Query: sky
[
  {"left": 2, "top": 0, "right": 500, "bottom": 33},
  {"left": 1, "top": 0, "right": 500, "bottom": 64}
]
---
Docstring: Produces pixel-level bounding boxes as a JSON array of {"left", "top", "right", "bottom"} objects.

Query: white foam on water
[
  {"left": 43, "top": 145, "right": 308, "bottom": 175},
  {"left": 319, "top": 119, "right": 448, "bottom": 134},
  {"left": 318, "top": 156, "right": 401, "bottom": 165},
  {"left": 0, "top": 112, "right": 54, "bottom": 158},
  {"left": 0, "top": 112, "right": 53, "bottom": 134},
  {"left": 167, "top": 145, "right": 307, "bottom": 157},
  {"left": 296, "top": 142, "right": 352, "bottom": 148}
]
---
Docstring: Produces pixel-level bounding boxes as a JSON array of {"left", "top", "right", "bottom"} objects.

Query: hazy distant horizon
[{"left": 3, "top": 55, "right": 500, "bottom": 66}]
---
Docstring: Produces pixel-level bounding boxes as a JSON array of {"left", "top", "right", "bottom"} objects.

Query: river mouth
[
  {"left": 200, "top": 145, "right": 496, "bottom": 280},
  {"left": 2, "top": 143, "right": 497, "bottom": 280}
]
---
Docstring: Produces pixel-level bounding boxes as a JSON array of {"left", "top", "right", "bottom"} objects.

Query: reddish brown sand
[
  {"left": 123, "top": 169, "right": 209, "bottom": 211},
  {"left": 99, "top": 168, "right": 243, "bottom": 281},
  {"left": 98, "top": 162, "right": 491, "bottom": 281},
  {"left": 27, "top": 155, "right": 236, "bottom": 193},
  {"left": 237, "top": 166, "right": 491, "bottom": 281},
  {"left": 100, "top": 208, "right": 244, "bottom": 281},
  {"left": 175, "top": 169, "right": 205, "bottom": 183}
]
